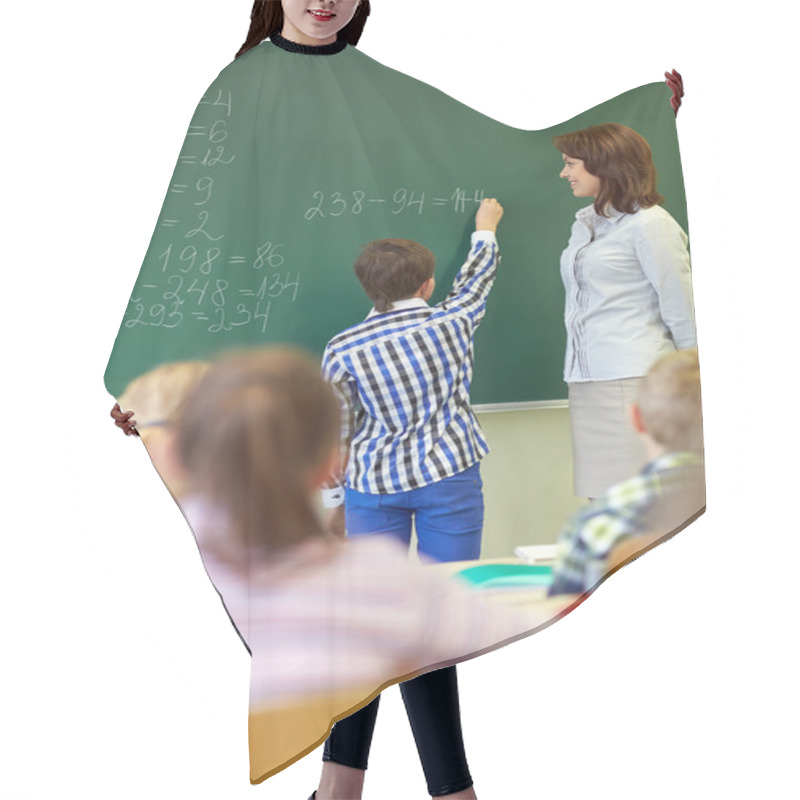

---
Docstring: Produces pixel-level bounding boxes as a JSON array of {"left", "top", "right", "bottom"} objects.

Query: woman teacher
[{"left": 554, "top": 122, "right": 697, "bottom": 498}]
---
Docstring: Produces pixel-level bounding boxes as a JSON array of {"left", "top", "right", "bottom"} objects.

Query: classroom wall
[
  {"left": 477, "top": 407, "right": 586, "bottom": 558},
  {"left": 409, "top": 406, "right": 586, "bottom": 560}
]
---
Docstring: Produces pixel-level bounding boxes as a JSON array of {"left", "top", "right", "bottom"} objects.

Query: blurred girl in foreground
[{"left": 172, "top": 347, "right": 568, "bottom": 796}]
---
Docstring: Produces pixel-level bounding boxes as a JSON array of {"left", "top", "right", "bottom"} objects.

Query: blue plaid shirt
[
  {"left": 322, "top": 232, "right": 499, "bottom": 495},
  {"left": 548, "top": 452, "right": 704, "bottom": 596}
]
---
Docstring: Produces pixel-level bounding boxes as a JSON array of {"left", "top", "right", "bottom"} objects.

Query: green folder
[{"left": 455, "top": 563, "right": 553, "bottom": 589}]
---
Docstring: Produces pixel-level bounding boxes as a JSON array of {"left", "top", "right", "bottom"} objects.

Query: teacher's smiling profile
[{"left": 554, "top": 123, "right": 697, "bottom": 498}]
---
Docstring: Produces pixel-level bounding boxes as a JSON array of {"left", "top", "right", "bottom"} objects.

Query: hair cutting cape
[{"left": 104, "top": 38, "right": 691, "bottom": 783}]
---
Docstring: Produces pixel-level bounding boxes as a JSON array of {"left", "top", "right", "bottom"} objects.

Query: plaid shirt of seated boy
[
  {"left": 548, "top": 451, "right": 704, "bottom": 596},
  {"left": 322, "top": 231, "right": 499, "bottom": 495}
]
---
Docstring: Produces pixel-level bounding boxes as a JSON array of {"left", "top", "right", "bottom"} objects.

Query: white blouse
[{"left": 560, "top": 204, "right": 697, "bottom": 382}]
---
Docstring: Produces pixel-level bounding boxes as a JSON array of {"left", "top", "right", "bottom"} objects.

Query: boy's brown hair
[{"left": 354, "top": 239, "right": 436, "bottom": 313}]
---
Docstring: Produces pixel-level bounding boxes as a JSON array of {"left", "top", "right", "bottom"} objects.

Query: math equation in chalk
[{"left": 304, "top": 187, "right": 486, "bottom": 221}]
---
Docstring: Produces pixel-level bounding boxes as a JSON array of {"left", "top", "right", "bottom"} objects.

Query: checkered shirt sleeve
[{"left": 548, "top": 453, "right": 702, "bottom": 596}]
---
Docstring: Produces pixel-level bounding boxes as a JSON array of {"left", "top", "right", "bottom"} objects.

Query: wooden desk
[{"left": 249, "top": 684, "right": 377, "bottom": 784}]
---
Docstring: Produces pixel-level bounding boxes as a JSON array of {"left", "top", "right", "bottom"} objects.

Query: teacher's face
[
  {"left": 281, "top": 0, "right": 361, "bottom": 46},
  {"left": 559, "top": 154, "right": 602, "bottom": 199}
]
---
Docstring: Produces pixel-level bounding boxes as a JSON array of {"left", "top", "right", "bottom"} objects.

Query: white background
[{"left": 2, "top": 1, "right": 796, "bottom": 798}]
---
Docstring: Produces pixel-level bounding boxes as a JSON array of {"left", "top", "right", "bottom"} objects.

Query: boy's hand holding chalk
[{"left": 475, "top": 197, "right": 504, "bottom": 232}]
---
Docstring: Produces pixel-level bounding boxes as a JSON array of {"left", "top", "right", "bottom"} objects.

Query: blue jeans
[{"left": 344, "top": 463, "right": 484, "bottom": 562}]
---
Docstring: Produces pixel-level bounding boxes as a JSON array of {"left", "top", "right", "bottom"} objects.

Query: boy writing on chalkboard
[
  {"left": 548, "top": 348, "right": 705, "bottom": 596},
  {"left": 317, "top": 198, "right": 503, "bottom": 800},
  {"left": 321, "top": 197, "right": 503, "bottom": 557}
]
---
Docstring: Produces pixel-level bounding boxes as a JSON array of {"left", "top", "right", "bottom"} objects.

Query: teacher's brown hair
[{"left": 553, "top": 123, "right": 664, "bottom": 216}]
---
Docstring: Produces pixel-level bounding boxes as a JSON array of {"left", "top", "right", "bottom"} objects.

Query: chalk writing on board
[
  {"left": 198, "top": 88, "right": 233, "bottom": 117},
  {"left": 201, "top": 146, "right": 236, "bottom": 167},
  {"left": 304, "top": 187, "right": 486, "bottom": 221},
  {"left": 121, "top": 87, "right": 304, "bottom": 338},
  {"left": 185, "top": 210, "right": 225, "bottom": 242},
  {"left": 125, "top": 241, "right": 298, "bottom": 335},
  {"left": 194, "top": 177, "right": 214, "bottom": 206},
  {"left": 253, "top": 242, "right": 285, "bottom": 270}
]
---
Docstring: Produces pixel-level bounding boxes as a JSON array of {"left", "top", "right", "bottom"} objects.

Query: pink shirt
[{"left": 182, "top": 497, "right": 533, "bottom": 710}]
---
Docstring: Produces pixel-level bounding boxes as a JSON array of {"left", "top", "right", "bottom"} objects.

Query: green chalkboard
[{"left": 104, "top": 41, "right": 686, "bottom": 403}]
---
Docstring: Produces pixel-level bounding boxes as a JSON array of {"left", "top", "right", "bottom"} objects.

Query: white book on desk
[{"left": 514, "top": 544, "right": 559, "bottom": 563}]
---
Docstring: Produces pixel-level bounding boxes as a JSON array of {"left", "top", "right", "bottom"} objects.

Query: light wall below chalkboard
[{"left": 404, "top": 408, "right": 586, "bottom": 561}]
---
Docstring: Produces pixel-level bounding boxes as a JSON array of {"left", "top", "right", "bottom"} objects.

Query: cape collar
[{"left": 270, "top": 32, "right": 348, "bottom": 55}]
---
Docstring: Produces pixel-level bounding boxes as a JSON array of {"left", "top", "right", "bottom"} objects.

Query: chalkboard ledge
[{"left": 474, "top": 399, "right": 568, "bottom": 414}]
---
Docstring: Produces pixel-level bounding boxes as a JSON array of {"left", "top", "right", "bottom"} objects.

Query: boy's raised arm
[{"left": 443, "top": 198, "right": 504, "bottom": 316}]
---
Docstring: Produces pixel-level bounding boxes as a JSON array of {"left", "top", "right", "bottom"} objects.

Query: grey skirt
[{"left": 568, "top": 379, "right": 649, "bottom": 498}]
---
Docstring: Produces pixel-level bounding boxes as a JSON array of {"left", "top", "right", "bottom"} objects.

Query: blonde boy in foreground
[{"left": 549, "top": 348, "right": 705, "bottom": 596}]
